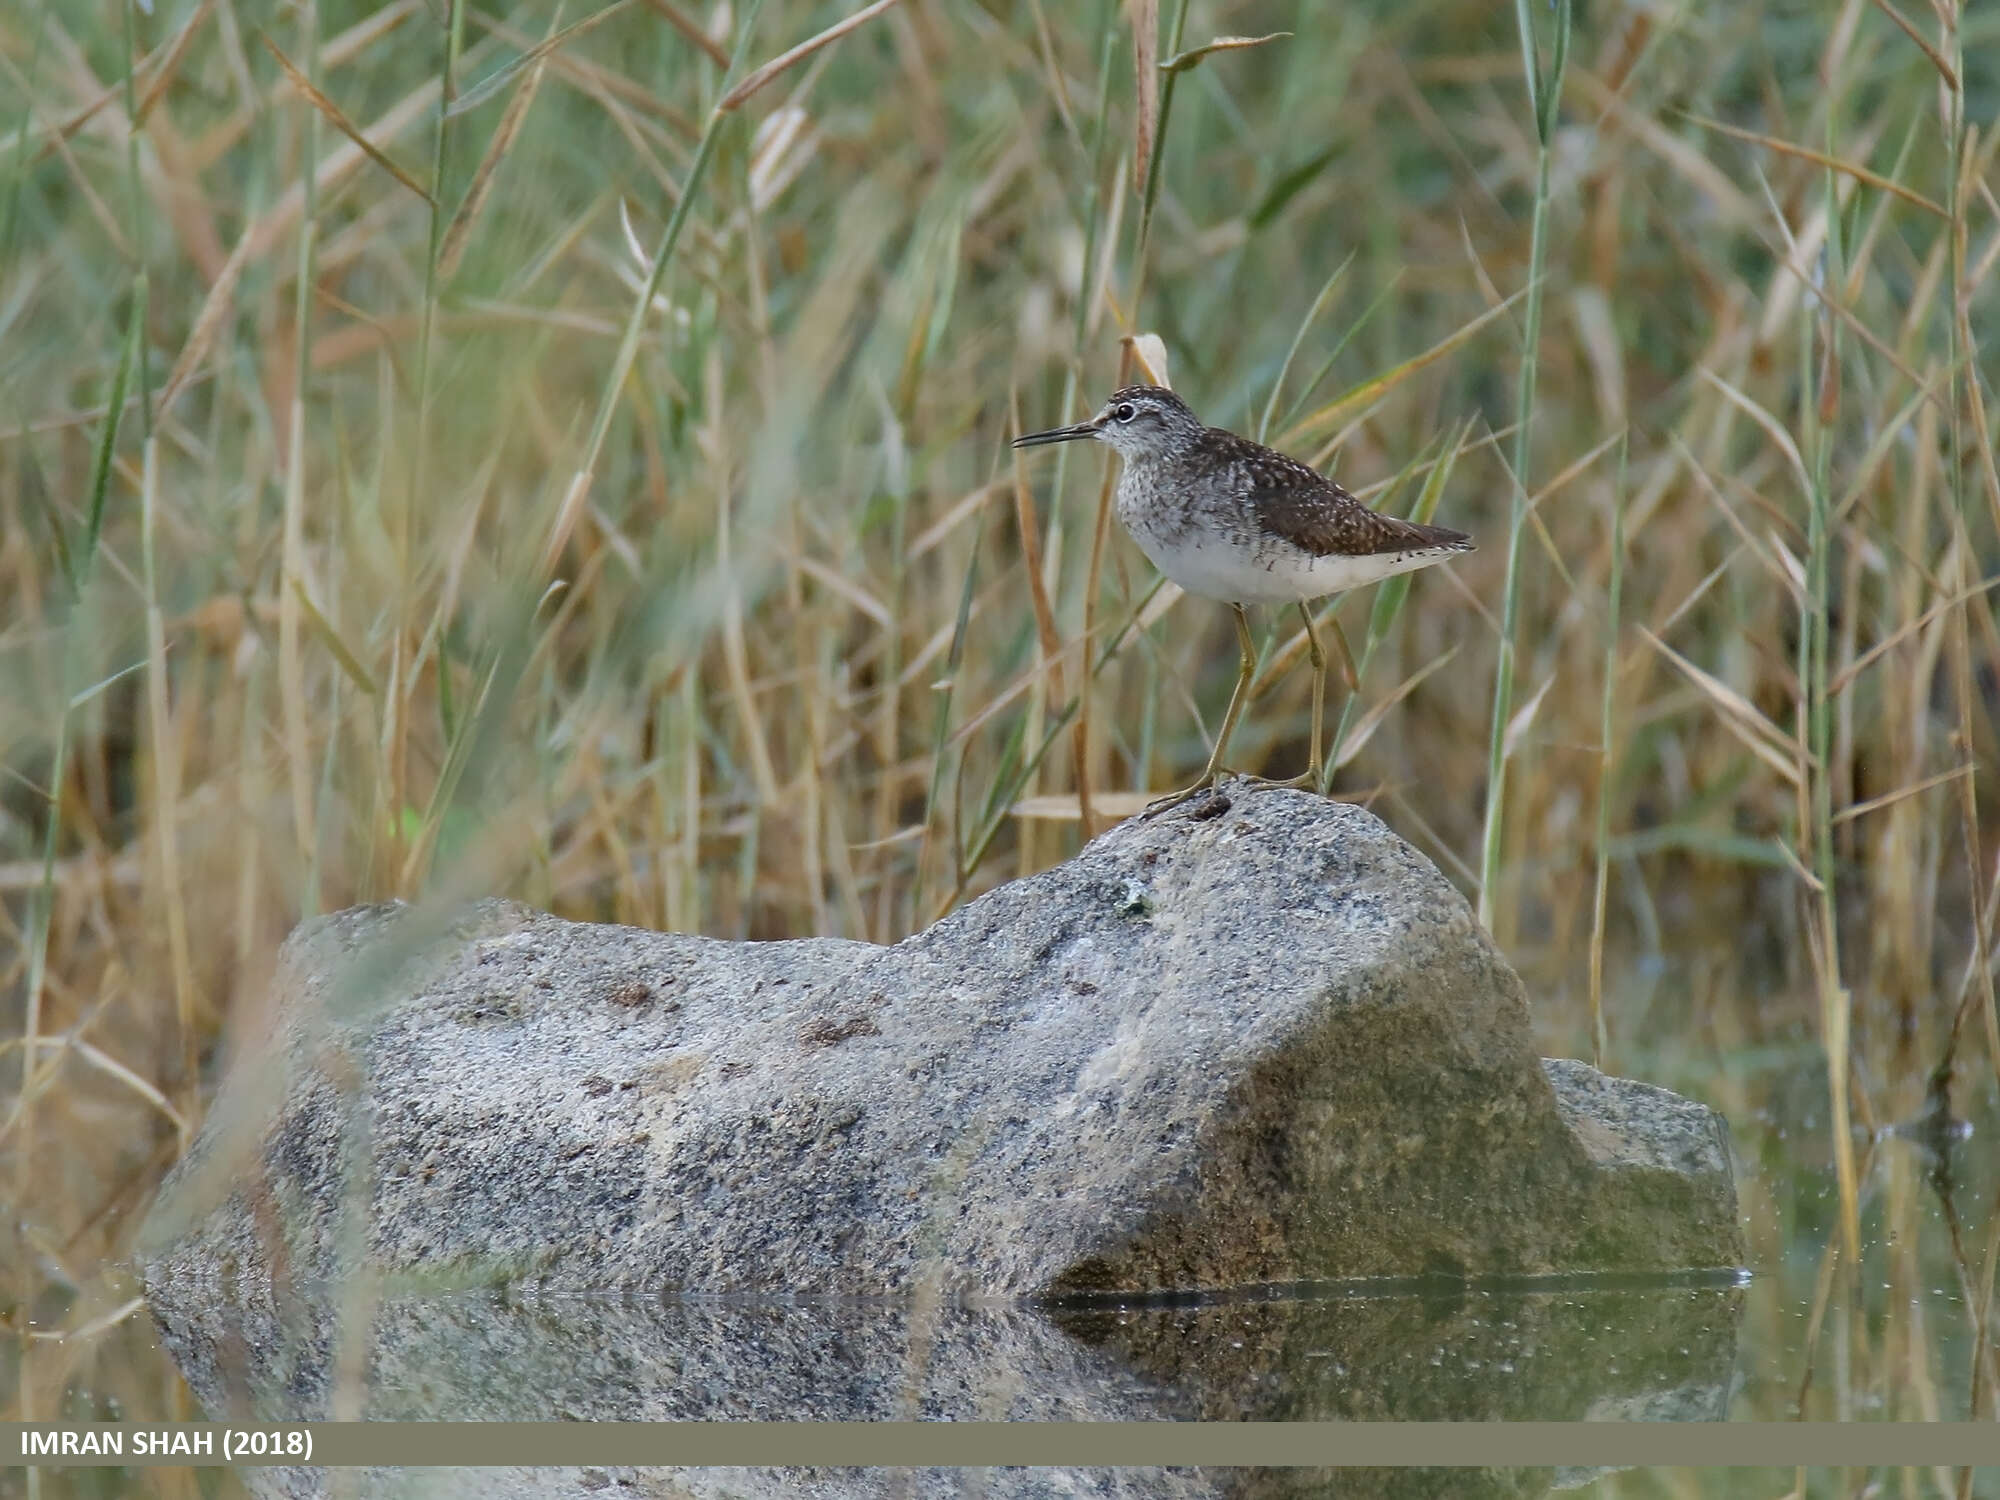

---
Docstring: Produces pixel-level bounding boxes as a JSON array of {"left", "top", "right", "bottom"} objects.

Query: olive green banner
[{"left": 5, "top": 1423, "right": 1998, "bottom": 1468}]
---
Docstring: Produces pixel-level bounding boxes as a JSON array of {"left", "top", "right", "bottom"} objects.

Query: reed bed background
[{"left": 3, "top": 0, "right": 1999, "bottom": 1473}]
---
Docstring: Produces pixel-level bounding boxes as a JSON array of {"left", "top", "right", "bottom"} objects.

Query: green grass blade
[{"left": 78, "top": 276, "right": 145, "bottom": 593}]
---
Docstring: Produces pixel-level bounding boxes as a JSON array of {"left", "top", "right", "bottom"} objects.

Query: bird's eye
[{"left": 1114, "top": 403, "right": 1136, "bottom": 422}]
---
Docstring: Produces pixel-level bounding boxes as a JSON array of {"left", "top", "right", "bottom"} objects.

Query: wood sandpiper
[{"left": 1013, "top": 384, "right": 1474, "bottom": 815}]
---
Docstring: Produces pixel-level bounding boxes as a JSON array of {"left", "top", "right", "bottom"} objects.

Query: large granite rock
[
  {"left": 143, "top": 1271, "right": 1744, "bottom": 1495},
  {"left": 136, "top": 788, "right": 1741, "bottom": 1302}
]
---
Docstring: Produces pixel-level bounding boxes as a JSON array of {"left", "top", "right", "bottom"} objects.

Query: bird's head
[{"left": 1011, "top": 385, "right": 1203, "bottom": 462}]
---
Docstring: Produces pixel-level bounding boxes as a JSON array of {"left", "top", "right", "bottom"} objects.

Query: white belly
[{"left": 1130, "top": 526, "right": 1456, "bottom": 607}]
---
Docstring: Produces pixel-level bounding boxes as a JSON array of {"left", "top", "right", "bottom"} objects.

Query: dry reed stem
[
  {"left": 259, "top": 35, "right": 434, "bottom": 205},
  {"left": 717, "top": 0, "right": 903, "bottom": 114},
  {"left": 438, "top": 35, "right": 551, "bottom": 281}
]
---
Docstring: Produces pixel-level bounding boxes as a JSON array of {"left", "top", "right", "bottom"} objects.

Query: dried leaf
[
  {"left": 1868, "top": 0, "right": 1959, "bottom": 85},
  {"left": 132, "top": 0, "right": 216, "bottom": 127},
  {"left": 1683, "top": 111, "right": 1947, "bottom": 218},
  {"left": 1832, "top": 763, "right": 1975, "bottom": 825},
  {"left": 748, "top": 105, "right": 817, "bottom": 212},
  {"left": 1124, "top": 331, "right": 1171, "bottom": 388},
  {"left": 1638, "top": 627, "right": 1805, "bottom": 788},
  {"left": 1127, "top": 0, "right": 1158, "bottom": 193},
  {"left": 1136, "top": 578, "right": 1182, "bottom": 631},
  {"left": 717, "top": 0, "right": 903, "bottom": 114},
  {"left": 439, "top": 19, "right": 553, "bottom": 280},
  {"left": 1502, "top": 671, "right": 1556, "bottom": 763},
  {"left": 448, "top": 0, "right": 632, "bottom": 118},
  {"left": 908, "top": 480, "right": 1003, "bottom": 559},
  {"left": 1284, "top": 289, "right": 1524, "bottom": 444},
  {"left": 290, "top": 577, "right": 378, "bottom": 697},
  {"left": 638, "top": 0, "right": 732, "bottom": 68},
  {"left": 70, "top": 1040, "right": 185, "bottom": 1131},
  {"left": 1333, "top": 646, "right": 1460, "bottom": 769},
  {"left": 613, "top": 199, "right": 685, "bottom": 320},
  {"left": 159, "top": 228, "right": 253, "bottom": 413},
  {"left": 260, "top": 34, "right": 434, "bottom": 204},
  {"left": 1160, "top": 31, "right": 1290, "bottom": 74},
  {"left": 1697, "top": 366, "right": 1812, "bottom": 497},
  {"left": 789, "top": 553, "right": 892, "bottom": 629}
]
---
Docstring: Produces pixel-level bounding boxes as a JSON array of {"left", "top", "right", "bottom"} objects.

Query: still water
[{"left": 5, "top": 1045, "right": 1995, "bottom": 1499}]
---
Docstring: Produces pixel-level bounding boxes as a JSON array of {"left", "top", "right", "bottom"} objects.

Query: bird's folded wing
[{"left": 1253, "top": 472, "right": 1472, "bottom": 558}]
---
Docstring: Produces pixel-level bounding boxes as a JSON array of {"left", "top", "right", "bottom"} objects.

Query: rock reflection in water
[
  {"left": 147, "top": 1271, "right": 1742, "bottom": 1498},
  {"left": 1050, "top": 1275, "right": 1742, "bottom": 1424}
]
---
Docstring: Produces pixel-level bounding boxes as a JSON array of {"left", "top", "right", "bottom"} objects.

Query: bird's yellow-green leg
[
  {"left": 1145, "top": 603, "right": 1258, "bottom": 817},
  {"left": 1256, "top": 601, "right": 1329, "bottom": 791}
]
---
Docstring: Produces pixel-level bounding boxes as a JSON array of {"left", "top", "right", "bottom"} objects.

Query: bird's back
[{"left": 1114, "top": 426, "right": 1473, "bottom": 606}]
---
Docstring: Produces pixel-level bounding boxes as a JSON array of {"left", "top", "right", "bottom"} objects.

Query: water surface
[{"left": 6, "top": 1042, "right": 1994, "bottom": 1500}]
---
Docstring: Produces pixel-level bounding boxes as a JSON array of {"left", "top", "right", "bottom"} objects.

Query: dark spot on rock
[
  {"left": 1114, "top": 881, "right": 1155, "bottom": 919},
  {"left": 718, "top": 1060, "right": 752, "bottom": 1079},
  {"left": 1189, "top": 789, "right": 1231, "bottom": 820},
  {"left": 609, "top": 979, "right": 651, "bottom": 1007},
  {"left": 579, "top": 1472, "right": 611, "bottom": 1492},
  {"left": 1070, "top": 978, "right": 1099, "bottom": 994},
  {"left": 454, "top": 992, "right": 526, "bottom": 1025},
  {"left": 617, "top": 1079, "right": 639, "bottom": 1090},
  {"left": 581, "top": 1076, "right": 614, "bottom": 1097},
  {"left": 800, "top": 1015, "right": 882, "bottom": 1047}
]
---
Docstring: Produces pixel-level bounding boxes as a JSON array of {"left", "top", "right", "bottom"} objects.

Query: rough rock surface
[
  {"left": 145, "top": 1274, "right": 1742, "bottom": 1496},
  {"left": 137, "top": 788, "right": 1742, "bottom": 1302}
]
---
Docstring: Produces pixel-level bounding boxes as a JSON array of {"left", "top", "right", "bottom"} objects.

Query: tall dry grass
[{"left": 2, "top": 0, "right": 1998, "bottom": 1452}]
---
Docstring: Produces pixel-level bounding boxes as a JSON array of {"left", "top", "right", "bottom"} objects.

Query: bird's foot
[
  {"left": 1142, "top": 764, "right": 1332, "bottom": 819},
  {"left": 1140, "top": 772, "right": 1237, "bottom": 819},
  {"left": 1238, "top": 765, "right": 1326, "bottom": 795}
]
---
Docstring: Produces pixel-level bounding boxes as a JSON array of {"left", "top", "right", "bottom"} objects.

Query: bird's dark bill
[{"left": 1011, "top": 422, "right": 1098, "bottom": 448}]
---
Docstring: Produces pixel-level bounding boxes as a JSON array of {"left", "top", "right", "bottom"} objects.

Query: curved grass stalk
[{"left": 1477, "top": 0, "right": 1570, "bottom": 931}]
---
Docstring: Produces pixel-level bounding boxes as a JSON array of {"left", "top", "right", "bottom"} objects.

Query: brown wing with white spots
[{"left": 1208, "top": 431, "right": 1473, "bottom": 558}]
